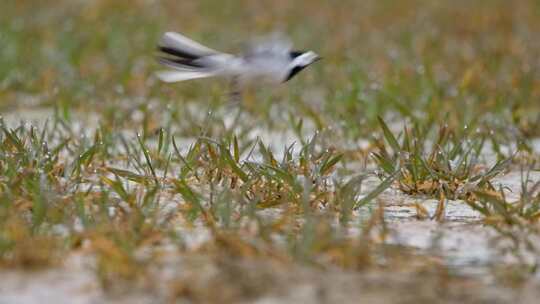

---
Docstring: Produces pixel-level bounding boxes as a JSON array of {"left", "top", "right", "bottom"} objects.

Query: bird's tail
[
  {"left": 155, "top": 70, "right": 217, "bottom": 83},
  {"left": 156, "top": 32, "right": 220, "bottom": 83},
  {"left": 159, "top": 32, "right": 218, "bottom": 59}
]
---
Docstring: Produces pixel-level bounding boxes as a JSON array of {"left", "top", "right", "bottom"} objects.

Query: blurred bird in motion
[{"left": 155, "top": 32, "right": 320, "bottom": 101}]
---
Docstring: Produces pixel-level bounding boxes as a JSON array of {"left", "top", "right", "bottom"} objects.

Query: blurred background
[{"left": 1, "top": 0, "right": 539, "bottom": 137}]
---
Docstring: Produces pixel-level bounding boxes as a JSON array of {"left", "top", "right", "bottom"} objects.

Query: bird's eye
[{"left": 289, "top": 51, "right": 304, "bottom": 59}]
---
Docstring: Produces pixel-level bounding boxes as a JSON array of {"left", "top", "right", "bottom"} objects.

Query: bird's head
[{"left": 284, "top": 50, "right": 321, "bottom": 82}]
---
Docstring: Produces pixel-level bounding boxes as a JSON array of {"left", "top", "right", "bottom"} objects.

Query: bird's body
[{"left": 156, "top": 32, "right": 320, "bottom": 88}]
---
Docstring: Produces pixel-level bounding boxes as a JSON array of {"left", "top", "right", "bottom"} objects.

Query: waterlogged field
[{"left": 1, "top": 1, "right": 540, "bottom": 303}]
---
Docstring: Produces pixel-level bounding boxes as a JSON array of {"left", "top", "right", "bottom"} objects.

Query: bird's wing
[
  {"left": 242, "top": 33, "right": 293, "bottom": 59},
  {"left": 159, "top": 32, "right": 220, "bottom": 59}
]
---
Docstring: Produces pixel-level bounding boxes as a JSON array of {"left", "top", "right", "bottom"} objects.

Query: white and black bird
[{"left": 155, "top": 32, "right": 320, "bottom": 90}]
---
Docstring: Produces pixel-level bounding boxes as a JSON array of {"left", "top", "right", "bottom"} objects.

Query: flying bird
[{"left": 155, "top": 32, "right": 320, "bottom": 97}]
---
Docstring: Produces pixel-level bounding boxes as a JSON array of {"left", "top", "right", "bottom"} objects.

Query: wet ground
[
  {"left": 1, "top": 183, "right": 538, "bottom": 304},
  {"left": 1, "top": 109, "right": 539, "bottom": 303}
]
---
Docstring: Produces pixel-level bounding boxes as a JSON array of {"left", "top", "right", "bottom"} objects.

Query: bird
[{"left": 155, "top": 32, "right": 320, "bottom": 98}]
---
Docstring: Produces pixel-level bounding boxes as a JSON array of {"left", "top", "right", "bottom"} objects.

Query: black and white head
[{"left": 284, "top": 50, "right": 321, "bottom": 82}]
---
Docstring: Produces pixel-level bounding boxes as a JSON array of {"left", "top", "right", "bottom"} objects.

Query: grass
[
  {"left": 1, "top": 0, "right": 540, "bottom": 302},
  {"left": 372, "top": 118, "right": 514, "bottom": 217},
  {"left": 470, "top": 169, "right": 540, "bottom": 264}
]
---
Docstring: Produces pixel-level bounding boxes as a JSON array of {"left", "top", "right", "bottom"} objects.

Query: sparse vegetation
[{"left": 1, "top": 0, "right": 540, "bottom": 303}]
